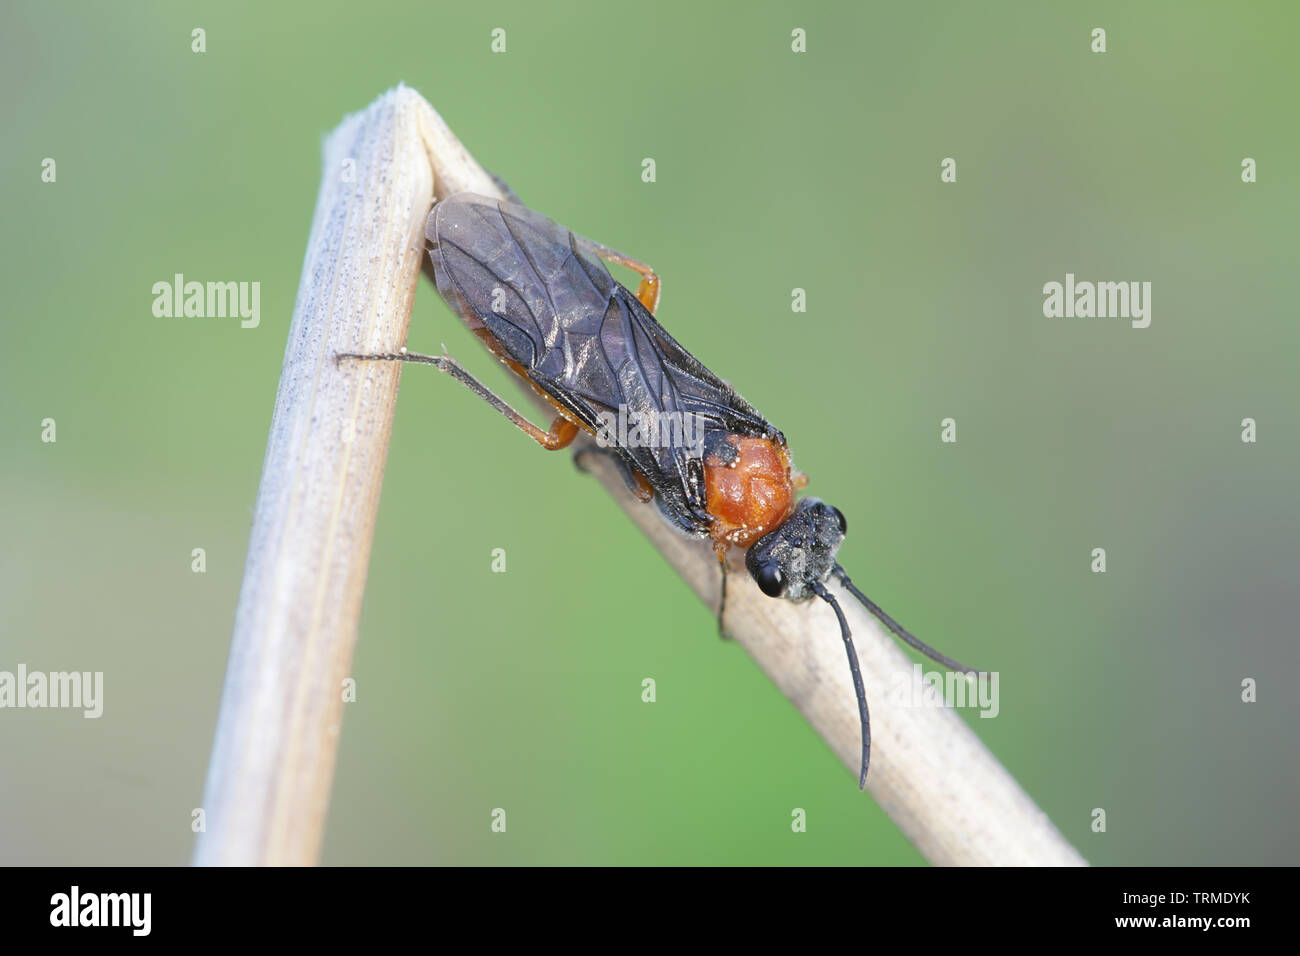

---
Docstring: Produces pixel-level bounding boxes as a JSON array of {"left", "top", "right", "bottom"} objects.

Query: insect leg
[
  {"left": 572, "top": 445, "right": 655, "bottom": 502},
  {"left": 714, "top": 543, "right": 732, "bottom": 640},
  {"left": 579, "top": 239, "right": 661, "bottom": 314},
  {"left": 486, "top": 168, "right": 525, "bottom": 205},
  {"left": 336, "top": 348, "right": 579, "bottom": 451}
]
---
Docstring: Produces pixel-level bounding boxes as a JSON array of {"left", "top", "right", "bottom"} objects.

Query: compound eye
[
  {"left": 831, "top": 506, "right": 847, "bottom": 534},
  {"left": 752, "top": 562, "right": 786, "bottom": 598}
]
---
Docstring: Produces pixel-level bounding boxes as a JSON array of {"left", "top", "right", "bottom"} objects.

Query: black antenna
[
  {"left": 811, "top": 581, "right": 871, "bottom": 789},
  {"left": 832, "top": 566, "right": 979, "bottom": 676}
]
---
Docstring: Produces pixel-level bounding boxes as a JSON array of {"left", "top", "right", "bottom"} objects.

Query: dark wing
[{"left": 429, "top": 193, "right": 775, "bottom": 516}]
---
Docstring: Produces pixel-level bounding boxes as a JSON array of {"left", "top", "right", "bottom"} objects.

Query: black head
[
  {"left": 744, "top": 498, "right": 847, "bottom": 602},
  {"left": 741, "top": 497, "right": 979, "bottom": 790}
]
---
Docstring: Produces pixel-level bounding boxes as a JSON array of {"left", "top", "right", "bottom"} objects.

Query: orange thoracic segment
[{"left": 703, "top": 435, "right": 797, "bottom": 548}]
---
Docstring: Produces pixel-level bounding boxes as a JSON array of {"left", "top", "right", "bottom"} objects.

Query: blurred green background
[{"left": 2, "top": 0, "right": 1297, "bottom": 865}]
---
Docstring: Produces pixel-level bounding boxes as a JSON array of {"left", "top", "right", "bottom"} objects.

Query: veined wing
[{"left": 429, "top": 193, "right": 776, "bottom": 512}]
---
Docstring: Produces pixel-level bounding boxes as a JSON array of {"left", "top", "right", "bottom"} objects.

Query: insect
[{"left": 339, "top": 189, "right": 979, "bottom": 788}]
